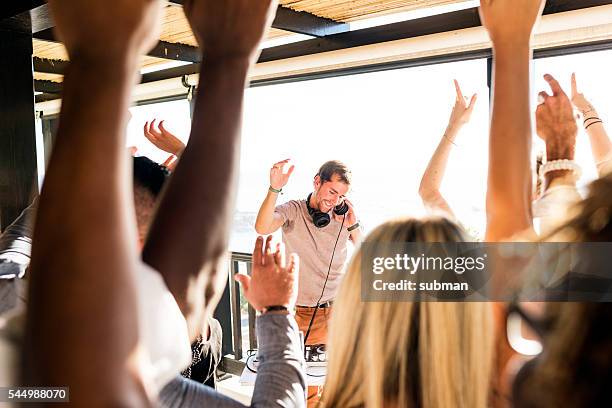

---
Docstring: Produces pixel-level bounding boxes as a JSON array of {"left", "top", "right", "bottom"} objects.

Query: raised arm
[
  {"left": 255, "top": 159, "right": 294, "bottom": 235},
  {"left": 571, "top": 73, "right": 612, "bottom": 175},
  {"left": 142, "top": 0, "right": 279, "bottom": 340},
  {"left": 481, "top": 0, "right": 544, "bottom": 241},
  {"left": 419, "top": 80, "right": 477, "bottom": 217},
  {"left": 24, "top": 0, "right": 163, "bottom": 404}
]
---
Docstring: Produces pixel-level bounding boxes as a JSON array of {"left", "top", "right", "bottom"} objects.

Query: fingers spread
[
  {"left": 162, "top": 155, "right": 174, "bottom": 166},
  {"left": 468, "top": 93, "right": 478, "bottom": 110},
  {"left": 274, "top": 159, "right": 290, "bottom": 167},
  {"left": 263, "top": 235, "right": 274, "bottom": 266},
  {"left": 234, "top": 274, "right": 251, "bottom": 293},
  {"left": 571, "top": 72, "right": 578, "bottom": 96},
  {"left": 454, "top": 79, "right": 464, "bottom": 101},
  {"left": 274, "top": 242, "right": 286, "bottom": 269},
  {"left": 544, "top": 74, "right": 564, "bottom": 96},
  {"left": 252, "top": 236, "right": 263, "bottom": 266},
  {"left": 537, "top": 91, "right": 550, "bottom": 105},
  {"left": 159, "top": 120, "right": 168, "bottom": 134},
  {"left": 288, "top": 253, "right": 299, "bottom": 275},
  {"left": 286, "top": 165, "right": 295, "bottom": 177}
]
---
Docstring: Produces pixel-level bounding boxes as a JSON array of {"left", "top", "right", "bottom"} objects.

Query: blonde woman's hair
[{"left": 320, "top": 217, "right": 493, "bottom": 408}]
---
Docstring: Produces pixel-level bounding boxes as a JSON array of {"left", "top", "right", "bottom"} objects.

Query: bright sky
[{"left": 127, "top": 47, "right": 612, "bottom": 253}]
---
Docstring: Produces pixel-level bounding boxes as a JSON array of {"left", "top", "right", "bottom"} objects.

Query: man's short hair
[
  {"left": 133, "top": 156, "right": 170, "bottom": 198},
  {"left": 317, "top": 160, "right": 351, "bottom": 185},
  {"left": 132, "top": 156, "right": 170, "bottom": 242}
]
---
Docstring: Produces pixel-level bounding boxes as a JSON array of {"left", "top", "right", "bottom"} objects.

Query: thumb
[
  {"left": 287, "top": 165, "right": 295, "bottom": 177},
  {"left": 235, "top": 274, "right": 251, "bottom": 294}
]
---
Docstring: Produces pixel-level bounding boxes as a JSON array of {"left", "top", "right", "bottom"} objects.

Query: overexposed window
[{"left": 127, "top": 99, "right": 191, "bottom": 163}]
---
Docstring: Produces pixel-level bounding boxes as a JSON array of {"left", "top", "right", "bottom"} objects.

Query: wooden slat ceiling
[
  {"left": 159, "top": 5, "right": 291, "bottom": 47},
  {"left": 279, "top": 0, "right": 461, "bottom": 21},
  {"left": 32, "top": 0, "right": 467, "bottom": 86},
  {"left": 33, "top": 4, "right": 297, "bottom": 78},
  {"left": 33, "top": 72, "right": 63, "bottom": 82},
  {"left": 33, "top": 40, "right": 168, "bottom": 66}
]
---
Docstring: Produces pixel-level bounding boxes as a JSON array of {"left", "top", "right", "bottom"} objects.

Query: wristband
[
  {"left": 261, "top": 305, "right": 288, "bottom": 314},
  {"left": 347, "top": 222, "right": 361, "bottom": 232},
  {"left": 443, "top": 134, "right": 457, "bottom": 147},
  {"left": 269, "top": 186, "right": 282, "bottom": 194},
  {"left": 539, "top": 159, "right": 582, "bottom": 180},
  {"left": 585, "top": 120, "right": 603, "bottom": 131},
  {"left": 583, "top": 116, "right": 601, "bottom": 124}
]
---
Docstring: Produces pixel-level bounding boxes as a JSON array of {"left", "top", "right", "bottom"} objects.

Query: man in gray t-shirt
[{"left": 255, "top": 160, "right": 363, "bottom": 346}]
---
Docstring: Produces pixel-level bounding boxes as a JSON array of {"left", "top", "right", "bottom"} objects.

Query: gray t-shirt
[{"left": 275, "top": 200, "right": 351, "bottom": 306}]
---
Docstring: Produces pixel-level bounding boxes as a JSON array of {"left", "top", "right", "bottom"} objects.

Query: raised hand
[
  {"left": 535, "top": 74, "right": 578, "bottom": 160},
  {"left": 334, "top": 197, "right": 358, "bottom": 225},
  {"left": 570, "top": 73, "right": 595, "bottom": 116},
  {"left": 479, "top": 0, "right": 545, "bottom": 46},
  {"left": 144, "top": 119, "right": 186, "bottom": 156},
  {"left": 235, "top": 236, "right": 299, "bottom": 312},
  {"left": 47, "top": 0, "right": 163, "bottom": 60},
  {"left": 448, "top": 79, "right": 477, "bottom": 127},
  {"left": 29, "top": 1, "right": 165, "bottom": 404},
  {"left": 270, "top": 159, "right": 295, "bottom": 190},
  {"left": 184, "top": 0, "right": 278, "bottom": 64},
  {"left": 481, "top": 0, "right": 545, "bottom": 241}
]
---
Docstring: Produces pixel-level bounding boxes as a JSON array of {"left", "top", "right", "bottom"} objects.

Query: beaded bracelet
[{"left": 538, "top": 159, "right": 582, "bottom": 180}]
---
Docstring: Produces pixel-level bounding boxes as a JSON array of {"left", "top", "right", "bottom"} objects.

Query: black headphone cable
[{"left": 303, "top": 214, "right": 346, "bottom": 350}]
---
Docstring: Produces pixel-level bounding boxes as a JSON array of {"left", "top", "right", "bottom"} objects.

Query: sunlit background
[{"left": 125, "top": 48, "right": 612, "bottom": 253}]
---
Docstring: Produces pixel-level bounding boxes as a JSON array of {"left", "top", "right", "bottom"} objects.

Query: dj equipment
[{"left": 304, "top": 344, "right": 327, "bottom": 366}]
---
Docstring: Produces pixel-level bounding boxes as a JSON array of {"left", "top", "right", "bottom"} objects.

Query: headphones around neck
[{"left": 306, "top": 193, "right": 349, "bottom": 228}]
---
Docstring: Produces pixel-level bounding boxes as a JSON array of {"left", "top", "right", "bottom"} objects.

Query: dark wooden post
[{"left": 0, "top": 15, "right": 38, "bottom": 230}]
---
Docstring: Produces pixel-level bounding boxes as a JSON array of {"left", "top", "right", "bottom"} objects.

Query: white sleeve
[
  {"left": 136, "top": 266, "right": 192, "bottom": 391},
  {"left": 533, "top": 185, "right": 582, "bottom": 236}
]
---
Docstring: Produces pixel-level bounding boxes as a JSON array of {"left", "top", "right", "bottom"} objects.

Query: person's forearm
[
  {"left": 255, "top": 190, "right": 280, "bottom": 234},
  {"left": 0, "top": 198, "right": 38, "bottom": 279},
  {"left": 486, "top": 44, "right": 533, "bottom": 241},
  {"left": 0, "top": 198, "right": 37, "bottom": 245},
  {"left": 544, "top": 139, "right": 576, "bottom": 190},
  {"left": 583, "top": 109, "right": 612, "bottom": 175},
  {"left": 419, "top": 124, "right": 461, "bottom": 215},
  {"left": 142, "top": 57, "right": 251, "bottom": 339},
  {"left": 25, "top": 56, "right": 145, "bottom": 403},
  {"left": 159, "top": 314, "right": 306, "bottom": 408},
  {"left": 251, "top": 313, "right": 306, "bottom": 407}
]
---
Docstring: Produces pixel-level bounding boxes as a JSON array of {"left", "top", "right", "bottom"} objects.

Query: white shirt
[{"left": 0, "top": 266, "right": 191, "bottom": 393}]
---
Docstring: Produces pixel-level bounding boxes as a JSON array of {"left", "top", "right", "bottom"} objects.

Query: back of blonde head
[{"left": 320, "top": 217, "right": 493, "bottom": 408}]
